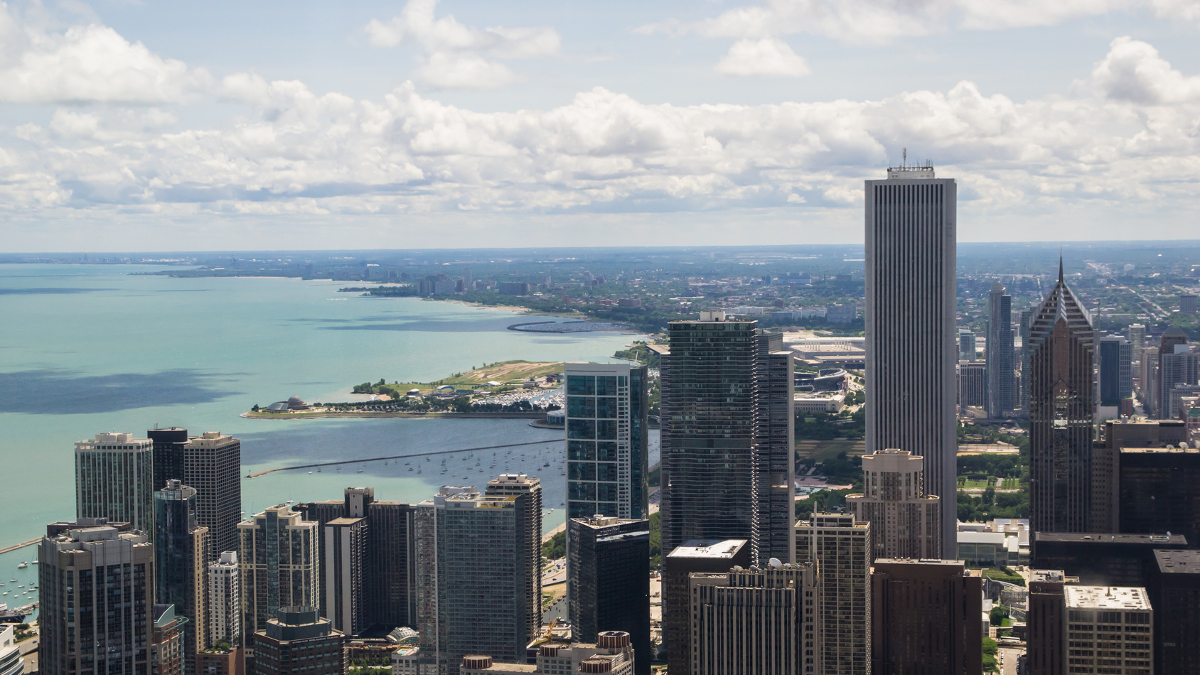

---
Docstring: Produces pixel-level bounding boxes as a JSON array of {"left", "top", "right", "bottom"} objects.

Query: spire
[{"left": 1058, "top": 251, "right": 1064, "bottom": 283}]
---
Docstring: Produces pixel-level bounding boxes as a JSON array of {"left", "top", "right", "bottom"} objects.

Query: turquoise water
[{"left": 0, "top": 264, "right": 650, "bottom": 580}]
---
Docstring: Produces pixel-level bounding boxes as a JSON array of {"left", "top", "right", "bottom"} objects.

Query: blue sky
[{"left": 1, "top": 0, "right": 1199, "bottom": 251}]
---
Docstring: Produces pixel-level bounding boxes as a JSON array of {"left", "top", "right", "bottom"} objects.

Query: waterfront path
[{"left": 246, "top": 438, "right": 562, "bottom": 478}]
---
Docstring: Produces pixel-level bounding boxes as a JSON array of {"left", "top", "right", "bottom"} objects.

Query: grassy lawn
[
  {"left": 958, "top": 479, "right": 991, "bottom": 489},
  {"left": 796, "top": 439, "right": 866, "bottom": 462},
  {"left": 441, "top": 360, "right": 564, "bottom": 385}
]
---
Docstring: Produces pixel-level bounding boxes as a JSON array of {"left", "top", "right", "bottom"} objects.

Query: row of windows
[
  {"left": 566, "top": 375, "right": 625, "bottom": 396},
  {"left": 568, "top": 441, "right": 620, "bottom": 461}
]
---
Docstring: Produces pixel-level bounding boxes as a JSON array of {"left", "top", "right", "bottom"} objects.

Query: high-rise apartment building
[
  {"left": 414, "top": 477, "right": 542, "bottom": 675},
  {"left": 847, "top": 449, "right": 940, "bottom": 561},
  {"left": 660, "top": 311, "right": 794, "bottom": 567},
  {"left": 238, "top": 506, "right": 319, "bottom": 638},
  {"left": 864, "top": 164, "right": 958, "bottom": 556},
  {"left": 299, "top": 487, "right": 417, "bottom": 632},
  {"left": 662, "top": 540, "right": 750, "bottom": 675},
  {"left": 1157, "top": 327, "right": 1189, "bottom": 418},
  {"left": 690, "top": 562, "right": 820, "bottom": 675},
  {"left": 1062, "top": 586, "right": 1153, "bottom": 675},
  {"left": 39, "top": 519, "right": 155, "bottom": 675},
  {"left": 149, "top": 429, "right": 243, "bottom": 561},
  {"left": 153, "top": 604, "right": 187, "bottom": 675},
  {"left": 869, "top": 559, "right": 982, "bottom": 675},
  {"left": 155, "top": 480, "right": 211, "bottom": 673},
  {"left": 959, "top": 329, "right": 976, "bottom": 362},
  {"left": 1028, "top": 260, "right": 1096, "bottom": 533},
  {"left": 564, "top": 363, "right": 650, "bottom": 520},
  {"left": 1148, "top": 550, "right": 1200, "bottom": 675},
  {"left": 987, "top": 282, "right": 1015, "bottom": 418},
  {"left": 567, "top": 516, "right": 650, "bottom": 675},
  {"left": 1027, "top": 569, "right": 1066, "bottom": 675},
  {"left": 208, "top": 552, "right": 241, "bottom": 646},
  {"left": 796, "top": 514, "right": 872, "bottom": 675},
  {"left": 253, "top": 607, "right": 345, "bottom": 675},
  {"left": 75, "top": 432, "right": 155, "bottom": 532},
  {"left": 322, "top": 517, "right": 367, "bottom": 637},
  {"left": 1099, "top": 336, "right": 1133, "bottom": 408}
]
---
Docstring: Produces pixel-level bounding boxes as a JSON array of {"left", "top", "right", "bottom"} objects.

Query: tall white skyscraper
[
  {"left": 864, "top": 162, "right": 958, "bottom": 557},
  {"left": 208, "top": 551, "right": 241, "bottom": 645},
  {"left": 75, "top": 432, "right": 155, "bottom": 532}
]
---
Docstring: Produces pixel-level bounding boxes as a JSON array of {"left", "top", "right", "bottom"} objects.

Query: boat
[
  {"left": 408, "top": 467, "right": 413, "bottom": 472},
  {"left": 16, "top": 563, "right": 26, "bottom": 569},
  {"left": 31, "top": 561, "right": 37, "bottom": 565},
  {"left": 356, "top": 469, "right": 364, "bottom": 473},
  {"left": 0, "top": 603, "right": 29, "bottom": 624},
  {"left": 286, "top": 499, "right": 294, "bottom": 504},
  {"left": 308, "top": 471, "right": 313, "bottom": 474}
]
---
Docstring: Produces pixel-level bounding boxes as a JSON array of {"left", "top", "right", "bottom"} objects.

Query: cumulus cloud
[
  {"left": 364, "top": 0, "right": 560, "bottom": 89},
  {"left": 716, "top": 38, "right": 810, "bottom": 77},
  {"left": 642, "top": 0, "right": 1195, "bottom": 50},
  {"left": 0, "top": 4, "right": 211, "bottom": 103},
  {"left": 0, "top": 28, "right": 1199, "bottom": 235},
  {"left": 1086, "top": 36, "right": 1200, "bottom": 104}
]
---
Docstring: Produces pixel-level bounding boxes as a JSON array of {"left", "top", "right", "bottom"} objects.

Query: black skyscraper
[
  {"left": 149, "top": 428, "right": 241, "bottom": 561},
  {"left": 155, "top": 480, "right": 210, "bottom": 674},
  {"left": 568, "top": 516, "right": 650, "bottom": 675}
]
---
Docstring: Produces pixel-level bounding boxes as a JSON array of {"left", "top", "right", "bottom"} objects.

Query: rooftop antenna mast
[{"left": 902, "top": 147, "right": 907, "bottom": 168}]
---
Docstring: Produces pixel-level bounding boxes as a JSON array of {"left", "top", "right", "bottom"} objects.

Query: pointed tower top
[{"left": 1058, "top": 252, "right": 1064, "bottom": 283}]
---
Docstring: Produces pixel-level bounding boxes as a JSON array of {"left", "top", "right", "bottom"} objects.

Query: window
[
  {"left": 596, "top": 442, "right": 617, "bottom": 461},
  {"left": 596, "top": 420, "right": 617, "bottom": 440},
  {"left": 568, "top": 441, "right": 596, "bottom": 461},
  {"left": 568, "top": 419, "right": 596, "bottom": 439},
  {"left": 596, "top": 376, "right": 617, "bottom": 396},
  {"left": 568, "top": 462, "right": 596, "bottom": 481},
  {"left": 567, "top": 376, "right": 595, "bottom": 396}
]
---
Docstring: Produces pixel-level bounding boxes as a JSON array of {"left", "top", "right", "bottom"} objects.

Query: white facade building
[
  {"left": 208, "top": 551, "right": 241, "bottom": 645},
  {"left": 0, "top": 625, "right": 24, "bottom": 675},
  {"left": 1063, "top": 586, "right": 1153, "bottom": 675},
  {"left": 865, "top": 164, "right": 958, "bottom": 557}
]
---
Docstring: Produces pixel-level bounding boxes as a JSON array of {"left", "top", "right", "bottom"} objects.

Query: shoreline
[{"left": 242, "top": 410, "right": 547, "bottom": 420}]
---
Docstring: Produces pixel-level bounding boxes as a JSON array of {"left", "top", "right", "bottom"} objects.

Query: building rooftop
[
  {"left": 667, "top": 539, "right": 747, "bottom": 560},
  {"left": 1064, "top": 586, "right": 1151, "bottom": 610},
  {"left": 1155, "top": 549, "right": 1200, "bottom": 575},
  {"left": 1035, "top": 532, "right": 1188, "bottom": 546},
  {"left": 1121, "top": 445, "right": 1200, "bottom": 454}
]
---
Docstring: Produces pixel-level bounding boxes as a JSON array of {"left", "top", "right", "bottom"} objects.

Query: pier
[
  {"left": 0, "top": 538, "right": 38, "bottom": 555},
  {"left": 246, "top": 438, "right": 562, "bottom": 478}
]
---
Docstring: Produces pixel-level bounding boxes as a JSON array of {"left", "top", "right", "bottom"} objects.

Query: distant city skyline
[{"left": 1, "top": 1, "right": 1199, "bottom": 251}]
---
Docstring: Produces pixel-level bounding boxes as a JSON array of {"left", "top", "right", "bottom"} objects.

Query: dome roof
[{"left": 287, "top": 396, "right": 306, "bottom": 404}]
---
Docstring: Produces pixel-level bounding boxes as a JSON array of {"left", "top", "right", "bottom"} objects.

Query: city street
[{"left": 999, "top": 647, "right": 1022, "bottom": 675}]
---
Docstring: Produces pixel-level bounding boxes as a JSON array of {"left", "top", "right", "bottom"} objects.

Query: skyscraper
[
  {"left": 1026, "top": 569, "right": 1066, "bottom": 675},
  {"left": 1021, "top": 307, "right": 1035, "bottom": 417},
  {"left": 1061, "top": 586, "right": 1153, "bottom": 675},
  {"left": 75, "top": 432, "right": 155, "bottom": 532},
  {"left": 1128, "top": 323, "right": 1146, "bottom": 355},
  {"left": 1158, "top": 327, "right": 1189, "bottom": 418},
  {"left": 1160, "top": 343, "right": 1199, "bottom": 420},
  {"left": 987, "top": 282, "right": 1015, "bottom": 418},
  {"left": 39, "top": 520, "right": 155, "bottom": 675},
  {"left": 1148, "top": 550, "right": 1200, "bottom": 675},
  {"left": 663, "top": 540, "right": 750, "bottom": 675},
  {"left": 149, "top": 429, "right": 242, "bottom": 561},
  {"left": 957, "top": 361, "right": 987, "bottom": 412},
  {"left": 155, "top": 480, "right": 211, "bottom": 673},
  {"left": 659, "top": 310, "right": 794, "bottom": 567},
  {"left": 846, "top": 449, "right": 940, "bottom": 561},
  {"left": 869, "top": 559, "right": 982, "bottom": 675},
  {"left": 208, "top": 552, "right": 241, "bottom": 646},
  {"left": 864, "top": 164, "right": 958, "bottom": 556},
  {"left": 959, "top": 329, "right": 976, "bottom": 362},
  {"left": 689, "top": 562, "right": 821, "bottom": 675},
  {"left": 299, "top": 487, "right": 418, "bottom": 632},
  {"left": 567, "top": 516, "right": 650, "bottom": 675},
  {"left": 1028, "top": 259, "right": 1095, "bottom": 533},
  {"left": 564, "top": 362, "right": 650, "bottom": 520},
  {"left": 796, "top": 514, "right": 872, "bottom": 675},
  {"left": 414, "top": 477, "right": 542, "bottom": 675},
  {"left": 1099, "top": 336, "right": 1133, "bottom": 409},
  {"left": 238, "top": 506, "right": 319, "bottom": 638},
  {"left": 322, "top": 517, "right": 367, "bottom": 637}
]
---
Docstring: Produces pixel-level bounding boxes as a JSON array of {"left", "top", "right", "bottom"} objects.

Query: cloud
[
  {"left": 643, "top": 0, "right": 1195, "bottom": 48},
  {"left": 0, "top": 4, "right": 211, "bottom": 104},
  {"left": 1, "top": 28, "right": 1199, "bottom": 236},
  {"left": 364, "top": 0, "right": 560, "bottom": 89},
  {"left": 1086, "top": 36, "right": 1200, "bottom": 104},
  {"left": 716, "top": 38, "right": 810, "bottom": 77}
]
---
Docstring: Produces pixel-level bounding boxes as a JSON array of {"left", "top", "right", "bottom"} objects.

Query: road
[{"left": 999, "top": 647, "right": 1021, "bottom": 675}]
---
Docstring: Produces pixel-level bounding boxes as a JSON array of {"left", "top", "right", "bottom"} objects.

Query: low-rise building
[
  {"left": 793, "top": 393, "right": 845, "bottom": 414},
  {"left": 390, "top": 647, "right": 419, "bottom": 675},
  {"left": 152, "top": 605, "right": 188, "bottom": 675},
  {"left": 196, "top": 647, "right": 244, "bottom": 675},
  {"left": 459, "top": 632, "right": 634, "bottom": 675}
]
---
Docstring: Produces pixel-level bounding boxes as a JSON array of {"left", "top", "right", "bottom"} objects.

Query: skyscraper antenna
[{"left": 902, "top": 148, "right": 907, "bottom": 168}]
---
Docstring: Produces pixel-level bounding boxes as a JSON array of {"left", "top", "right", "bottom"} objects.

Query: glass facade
[{"left": 564, "top": 364, "right": 649, "bottom": 521}]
